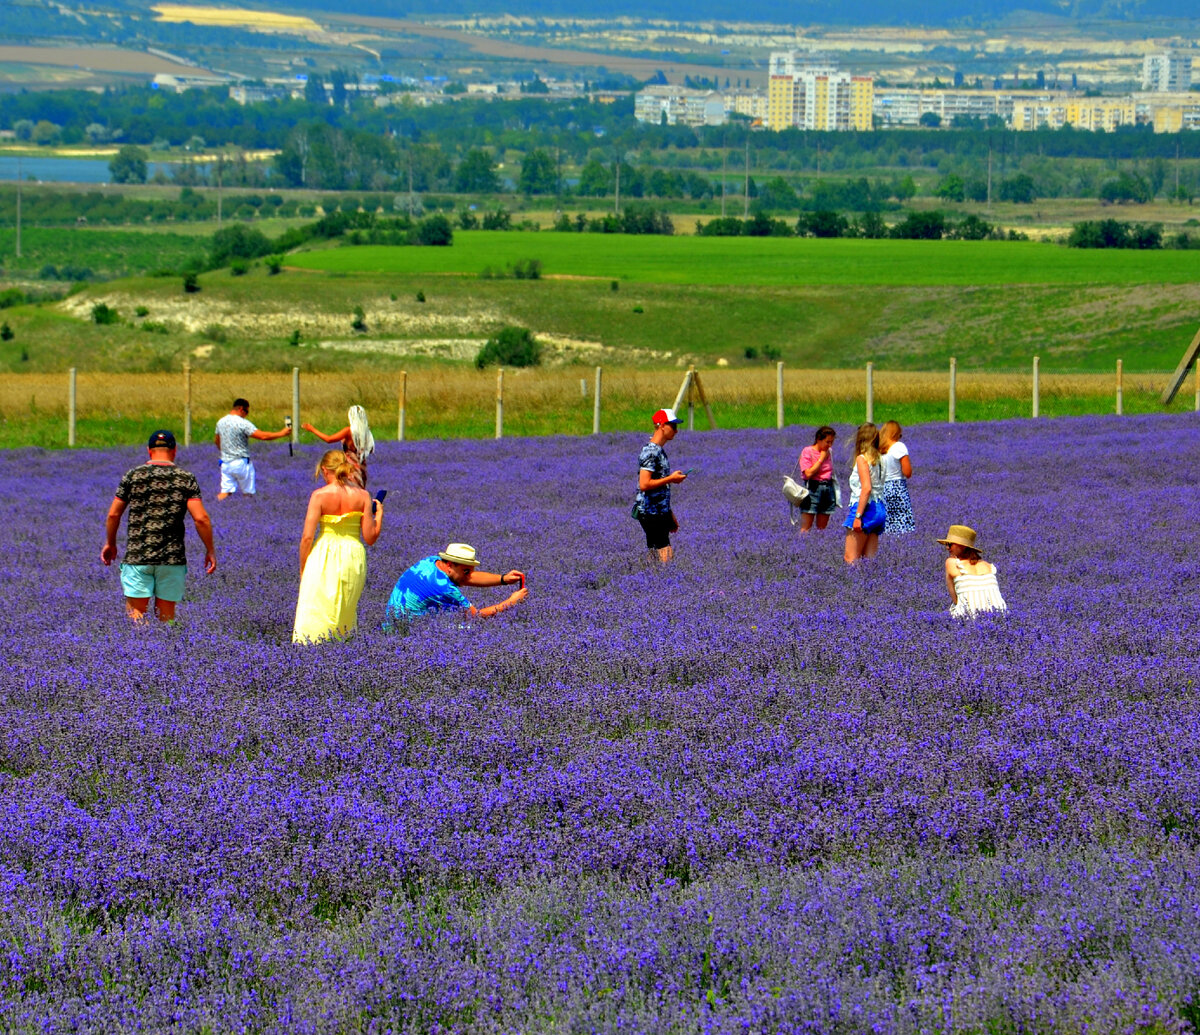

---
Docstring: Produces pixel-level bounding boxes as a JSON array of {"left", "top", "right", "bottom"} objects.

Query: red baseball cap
[{"left": 652, "top": 407, "right": 680, "bottom": 426}]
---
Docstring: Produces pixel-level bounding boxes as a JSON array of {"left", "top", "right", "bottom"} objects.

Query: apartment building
[
  {"left": 634, "top": 85, "right": 726, "bottom": 127},
  {"left": 766, "top": 53, "right": 873, "bottom": 132},
  {"left": 1142, "top": 51, "right": 1192, "bottom": 93}
]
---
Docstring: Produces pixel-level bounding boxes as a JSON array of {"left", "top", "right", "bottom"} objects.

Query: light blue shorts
[{"left": 120, "top": 563, "right": 187, "bottom": 602}]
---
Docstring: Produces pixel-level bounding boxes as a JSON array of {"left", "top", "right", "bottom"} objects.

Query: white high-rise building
[{"left": 1142, "top": 52, "right": 1192, "bottom": 93}]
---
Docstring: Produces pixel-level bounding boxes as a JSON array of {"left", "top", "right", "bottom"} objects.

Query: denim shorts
[
  {"left": 798, "top": 479, "right": 837, "bottom": 515},
  {"left": 120, "top": 563, "right": 187, "bottom": 602}
]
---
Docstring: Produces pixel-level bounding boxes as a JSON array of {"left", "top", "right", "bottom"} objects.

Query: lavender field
[{"left": 3, "top": 415, "right": 1200, "bottom": 1033}]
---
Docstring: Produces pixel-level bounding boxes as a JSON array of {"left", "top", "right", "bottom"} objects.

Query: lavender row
[{"left": 1, "top": 414, "right": 1198, "bottom": 1030}]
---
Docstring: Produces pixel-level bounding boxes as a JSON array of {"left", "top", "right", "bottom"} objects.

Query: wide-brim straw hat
[
  {"left": 438, "top": 542, "right": 481, "bottom": 566},
  {"left": 937, "top": 525, "right": 980, "bottom": 553}
]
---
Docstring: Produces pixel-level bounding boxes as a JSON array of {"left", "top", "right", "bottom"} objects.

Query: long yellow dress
[{"left": 292, "top": 511, "right": 367, "bottom": 644}]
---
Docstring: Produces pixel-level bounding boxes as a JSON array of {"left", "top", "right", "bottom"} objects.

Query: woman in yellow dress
[{"left": 292, "top": 450, "right": 383, "bottom": 644}]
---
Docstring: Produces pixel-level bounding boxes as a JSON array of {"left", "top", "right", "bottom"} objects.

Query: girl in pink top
[{"left": 796, "top": 425, "right": 838, "bottom": 532}]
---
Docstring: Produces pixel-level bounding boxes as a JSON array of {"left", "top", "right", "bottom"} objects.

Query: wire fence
[{"left": 2, "top": 360, "right": 1197, "bottom": 450}]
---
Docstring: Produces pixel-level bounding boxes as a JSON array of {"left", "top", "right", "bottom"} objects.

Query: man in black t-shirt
[{"left": 101, "top": 429, "right": 216, "bottom": 622}]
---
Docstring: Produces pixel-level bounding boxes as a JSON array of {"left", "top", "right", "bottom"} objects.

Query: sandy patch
[{"left": 314, "top": 332, "right": 677, "bottom": 365}]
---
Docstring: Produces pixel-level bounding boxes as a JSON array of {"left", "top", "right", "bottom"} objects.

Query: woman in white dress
[{"left": 938, "top": 525, "right": 1006, "bottom": 618}]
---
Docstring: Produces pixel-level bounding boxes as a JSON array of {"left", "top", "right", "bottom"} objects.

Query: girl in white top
[
  {"left": 938, "top": 525, "right": 1007, "bottom": 618},
  {"left": 878, "top": 420, "right": 915, "bottom": 535},
  {"left": 842, "top": 422, "right": 885, "bottom": 566}
]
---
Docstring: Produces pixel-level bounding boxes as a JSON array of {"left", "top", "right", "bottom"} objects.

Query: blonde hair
[
  {"left": 880, "top": 420, "right": 902, "bottom": 448},
  {"left": 314, "top": 449, "right": 357, "bottom": 485},
  {"left": 853, "top": 422, "right": 880, "bottom": 466}
]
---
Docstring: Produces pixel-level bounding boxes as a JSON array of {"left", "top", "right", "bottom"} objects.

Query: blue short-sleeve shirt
[
  {"left": 635, "top": 442, "right": 671, "bottom": 516},
  {"left": 386, "top": 556, "right": 471, "bottom": 619}
]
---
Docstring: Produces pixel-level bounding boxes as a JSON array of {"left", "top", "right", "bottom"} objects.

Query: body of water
[{"left": 0, "top": 156, "right": 193, "bottom": 184}]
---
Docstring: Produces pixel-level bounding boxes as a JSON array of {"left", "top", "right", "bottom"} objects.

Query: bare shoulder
[{"left": 944, "top": 556, "right": 958, "bottom": 573}]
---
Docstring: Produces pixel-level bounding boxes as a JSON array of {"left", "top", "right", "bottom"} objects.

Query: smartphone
[
  {"left": 372, "top": 488, "right": 387, "bottom": 514},
  {"left": 517, "top": 574, "right": 525, "bottom": 591},
  {"left": 683, "top": 468, "right": 695, "bottom": 475}
]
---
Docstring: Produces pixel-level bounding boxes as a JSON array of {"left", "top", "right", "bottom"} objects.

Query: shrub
[
  {"left": 0, "top": 322, "right": 12, "bottom": 341},
  {"left": 632, "top": 305, "right": 644, "bottom": 313},
  {"left": 288, "top": 329, "right": 301, "bottom": 346},
  {"left": 482, "top": 208, "right": 511, "bottom": 231},
  {"left": 230, "top": 259, "right": 249, "bottom": 276},
  {"left": 203, "top": 323, "right": 228, "bottom": 343},
  {"left": 0, "top": 288, "right": 25, "bottom": 309},
  {"left": 266, "top": 256, "right": 283, "bottom": 275},
  {"left": 183, "top": 272, "right": 201, "bottom": 294},
  {"left": 142, "top": 321, "right": 170, "bottom": 335},
  {"left": 510, "top": 258, "right": 542, "bottom": 280},
  {"left": 610, "top": 280, "right": 619, "bottom": 292},
  {"left": 474, "top": 326, "right": 541, "bottom": 370},
  {"left": 744, "top": 346, "right": 758, "bottom": 360},
  {"left": 416, "top": 290, "right": 426, "bottom": 302},
  {"left": 415, "top": 214, "right": 453, "bottom": 246},
  {"left": 91, "top": 303, "right": 119, "bottom": 325},
  {"left": 209, "top": 223, "right": 273, "bottom": 267},
  {"left": 135, "top": 305, "right": 150, "bottom": 317},
  {"left": 351, "top": 305, "right": 367, "bottom": 332}
]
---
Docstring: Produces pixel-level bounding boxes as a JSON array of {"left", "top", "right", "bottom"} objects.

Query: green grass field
[{"left": 288, "top": 232, "right": 1200, "bottom": 287}]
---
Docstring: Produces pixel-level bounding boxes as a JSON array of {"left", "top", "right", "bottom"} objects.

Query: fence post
[
  {"left": 397, "top": 370, "right": 407, "bottom": 441},
  {"left": 865, "top": 362, "right": 874, "bottom": 424},
  {"left": 68, "top": 367, "right": 76, "bottom": 447},
  {"left": 291, "top": 367, "right": 300, "bottom": 445},
  {"left": 949, "top": 357, "right": 957, "bottom": 424},
  {"left": 592, "top": 366, "right": 602, "bottom": 434},
  {"left": 1195, "top": 363, "right": 1199, "bottom": 413},
  {"left": 580, "top": 378, "right": 587, "bottom": 398},
  {"left": 1031, "top": 356, "right": 1040, "bottom": 418},
  {"left": 495, "top": 367, "right": 503, "bottom": 439},
  {"left": 775, "top": 360, "right": 784, "bottom": 430},
  {"left": 686, "top": 365, "right": 696, "bottom": 431},
  {"left": 183, "top": 360, "right": 192, "bottom": 447},
  {"left": 1116, "top": 359, "right": 1123, "bottom": 416}
]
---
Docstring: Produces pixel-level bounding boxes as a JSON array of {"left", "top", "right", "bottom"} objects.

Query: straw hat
[
  {"left": 936, "top": 525, "right": 980, "bottom": 552},
  {"left": 438, "top": 543, "right": 481, "bottom": 566}
]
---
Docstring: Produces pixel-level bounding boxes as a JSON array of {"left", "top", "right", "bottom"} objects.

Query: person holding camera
[
  {"left": 633, "top": 407, "right": 687, "bottom": 564},
  {"left": 300, "top": 405, "right": 374, "bottom": 486},
  {"left": 384, "top": 543, "right": 526, "bottom": 625},
  {"left": 213, "top": 397, "right": 292, "bottom": 500}
]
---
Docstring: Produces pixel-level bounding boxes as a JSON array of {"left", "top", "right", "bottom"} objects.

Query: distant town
[{"left": 146, "top": 48, "right": 1200, "bottom": 135}]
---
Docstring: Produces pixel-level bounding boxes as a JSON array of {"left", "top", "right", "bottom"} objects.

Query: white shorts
[{"left": 219, "top": 457, "right": 256, "bottom": 495}]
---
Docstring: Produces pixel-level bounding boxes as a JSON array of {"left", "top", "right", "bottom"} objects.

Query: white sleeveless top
[
  {"left": 950, "top": 560, "right": 1007, "bottom": 618},
  {"left": 847, "top": 457, "right": 881, "bottom": 507}
]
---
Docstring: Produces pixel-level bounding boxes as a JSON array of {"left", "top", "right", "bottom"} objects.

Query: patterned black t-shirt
[{"left": 114, "top": 463, "right": 202, "bottom": 565}]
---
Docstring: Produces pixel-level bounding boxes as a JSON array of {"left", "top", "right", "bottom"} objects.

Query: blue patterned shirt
[
  {"left": 635, "top": 442, "right": 672, "bottom": 517},
  {"left": 386, "top": 556, "right": 471, "bottom": 620}
]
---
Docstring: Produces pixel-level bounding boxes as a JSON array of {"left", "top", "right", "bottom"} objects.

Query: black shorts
[{"left": 638, "top": 511, "right": 675, "bottom": 550}]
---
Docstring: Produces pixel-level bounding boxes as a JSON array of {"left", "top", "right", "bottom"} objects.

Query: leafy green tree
[
  {"left": 415, "top": 213, "right": 453, "bottom": 245},
  {"left": 109, "top": 145, "right": 149, "bottom": 184},
  {"left": 1099, "top": 171, "right": 1151, "bottom": 205},
  {"left": 997, "top": 173, "right": 1036, "bottom": 204},
  {"left": 304, "top": 74, "right": 326, "bottom": 105},
  {"left": 797, "top": 210, "right": 847, "bottom": 238},
  {"left": 935, "top": 174, "right": 965, "bottom": 202},
  {"left": 890, "top": 211, "right": 946, "bottom": 240},
  {"left": 519, "top": 148, "right": 558, "bottom": 195},
  {"left": 209, "top": 223, "right": 273, "bottom": 266},
  {"left": 455, "top": 149, "right": 500, "bottom": 193},
  {"left": 954, "top": 214, "right": 993, "bottom": 240},
  {"left": 475, "top": 326, "right": 542, "bottom": 369},
  {"left": 919, "top": 112, "right": 942, "bottom": 128},
  {"left": 577, "top": 159, "right": 612, "bottom": 196}
]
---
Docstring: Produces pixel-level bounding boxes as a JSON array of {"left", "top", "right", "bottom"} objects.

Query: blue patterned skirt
[{"left": 880, "top": 478, "right": 915, "bottom": 535}]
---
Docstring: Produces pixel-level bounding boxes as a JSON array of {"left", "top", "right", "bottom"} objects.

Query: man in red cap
[{"left": 632, "top": 407, "right": 687, "bottom": 564}]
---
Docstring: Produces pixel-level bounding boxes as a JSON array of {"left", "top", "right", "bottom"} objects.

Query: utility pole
[
  {"left": 15, "top": 155, "right": 21, "bottom": 259},
  {"left": 408, "top": 157, "right": 414, "bottom": 218},
  {"left": 614, "top": 158, "right": 620, "bottom": 215},
  {"left": 720, "top": 142, "right": 727, "bottom": 217},
  {"left": 216, "top": 156, "right": 223, "bottom": 226},
  {"left": 742, "top": 136, "right": 750, "bottom": 218},
  {"left": 986, "top": 145, "right": 993, "bottom": 212}
]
